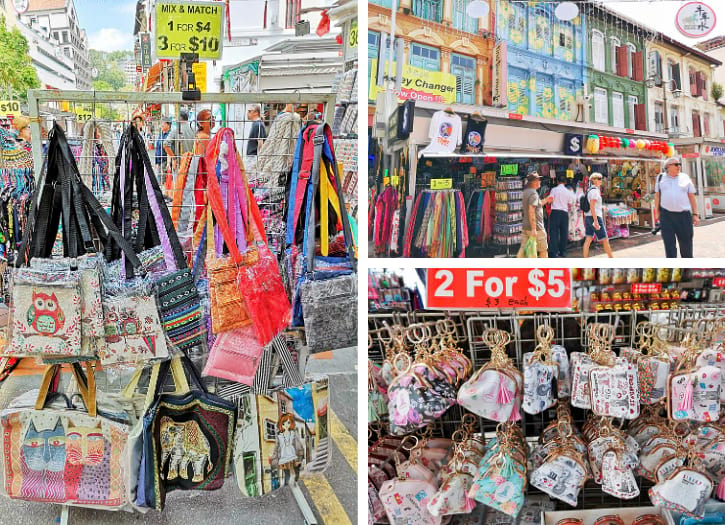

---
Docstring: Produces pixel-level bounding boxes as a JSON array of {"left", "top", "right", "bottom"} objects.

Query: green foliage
[
  {"left": 89, "top": 49, "right": 133, "bottom": 91},
  {"left": 712, "top": 82, "right": 723, "bottom": 102},
  {"left": 0, "top": 16, "right": 40, "bottom": 101},
  {"left": 92, "top": 80, "right": 114, "bottom": 91}
]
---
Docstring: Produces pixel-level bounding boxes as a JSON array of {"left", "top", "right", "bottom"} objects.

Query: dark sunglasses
[{"left": 669, "top": 163, "right": 681, "bottom": 167}]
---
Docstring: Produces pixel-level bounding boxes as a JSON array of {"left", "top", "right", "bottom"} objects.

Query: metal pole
[{"left": 383, "top": 0, "right": 399, "bottom": 166}]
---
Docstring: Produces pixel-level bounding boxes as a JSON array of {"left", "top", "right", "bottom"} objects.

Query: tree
[
  {"left": 712, "top": 82, "right": 723, "bottom": 103},
  {"left": 92, "top": 80, "right": 114, "bottom": 91},
  {"left": 0, "top": 16, "right": 40, "bottom": 101}
]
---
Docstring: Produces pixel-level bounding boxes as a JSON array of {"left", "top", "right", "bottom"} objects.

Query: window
[
  {"left": 499, "top": 1, "right": 527, "bottom": 47},
  {"left": 705, "top": 113, "right": 712, "bottom": 136},
  {"left": 369, "top": 0, "right": 392, "bottom": 6},
  {"left": 668, "top": 60, "right": 682, "bottom": 91},
  {"left": 530, "top": 7, "right": 552, "bottom": 56},
  {"left": 690, "top": 67, "right": 697, "bottom": 96},
  {"left": 453, "top": 0, "right": 478, "bottom": 34},
  {"left": 670, "top": 106, "right": 680, "bottom": 134},
  {"left": 610, "top": 37, "right": 621, "bottom": 74},
  {"left": 62, "top": 31, "right": 68, "bottom": 43},
  {"left": 285, "top": 0, "right": 301, "bottom": 28},
  {"left": 628, "top": 95, "right": 638, "bottom": 129},
  {"left": 535, "top": 73, "right": 554, "bottom": 118},
  {"left": 654, "top": 102, "right": 665, "bottom": 133},
  {"left": 626, "top": 43, "right": 636, "bottom": 77},
  {"left": 558, "top": 79, "right": 575, "bottom": 121},
  {"left": 263, "top": 419, "right": 277, "bottom": 441},
  {"left": 692, "top": 110, "right": 702, "bottom": 137},
  {"left": 649, "top": 51, "right": 662, "bottom": 84},
  {"left": 410, "top": 43, "right": 440, "bottom": 71},
  {"left": 612, "top": 92, "right": 625, "bottom": 128},
  {"left": 412, "top": 0, "right": 443, "bottom": 23},
  {"left": 451, "top": 54, "right": 476, "bottom": 104},
  {"left": 507, "top": 66, "right": 530, "bottom": 115},
  {"left": 554, "top": 20, "right": 574, "bottom": 62},
  {"left": 592, "top": 31, "right": 605, "bottom": 71},
  {"left": 594, "top": 87, "right": 608, "bottom": 124}
]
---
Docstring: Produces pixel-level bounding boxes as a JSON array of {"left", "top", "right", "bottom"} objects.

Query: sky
[{"left": 74, "top": 0, "right": 136, "bottom": 52}]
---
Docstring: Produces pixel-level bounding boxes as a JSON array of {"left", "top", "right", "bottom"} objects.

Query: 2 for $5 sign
[{"left": 427, "top": 268, "right": 572, "bottom": 310}]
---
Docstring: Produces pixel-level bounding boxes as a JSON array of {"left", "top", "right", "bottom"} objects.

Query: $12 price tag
[{"left": 426, "top": 268, "right": 572, "bottom": 310}]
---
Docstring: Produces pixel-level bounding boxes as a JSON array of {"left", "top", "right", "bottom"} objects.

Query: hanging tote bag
[
  {"left": 1, "top": 362, "right": 130, "bottom": 509},
  {"left": 134, "top": 354, "right": 237, "bottom": 511},
  {"left": 296, "top": 124, "right": 357, "bottom": 352}
]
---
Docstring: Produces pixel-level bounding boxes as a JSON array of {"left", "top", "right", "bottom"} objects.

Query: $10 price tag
[{"left": 426, "top": 268, "right": 572, "bottom": 310}]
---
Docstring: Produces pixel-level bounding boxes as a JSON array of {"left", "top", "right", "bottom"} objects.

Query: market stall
[{"left": 368, "top": 267, "right": 725, "bottom": 524}]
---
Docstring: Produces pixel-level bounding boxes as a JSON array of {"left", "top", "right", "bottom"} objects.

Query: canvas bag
[
  {"left": 0, "top": 362, "right": 130, "bottom": 509},
  {"left": 232, "top": 376, "right": 331, "bottom": 497}
]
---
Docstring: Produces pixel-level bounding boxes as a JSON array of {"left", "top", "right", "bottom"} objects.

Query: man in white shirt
[
  {"left": 654, "top": 156, "right": 699, "bottom": 258},
  {"left": 548, "top": 176, "right": 575, "bottom": 257},
  {"left": 582, "top": 172, "right": 614, "bottom": 258}
]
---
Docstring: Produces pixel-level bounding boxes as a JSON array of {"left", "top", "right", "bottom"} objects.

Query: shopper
[
  {"left": 195, "top": 109, "right": 215, "bottom": 154},
  {"left": 245, "top": 104, "right": 266, "bottom": 178},
  {"left": 548, "top": 176, "right": 575, "bottom": 257},
  {"left": 654, "top": 156, "right": 699, "bottom": 258},
  {"left": 517, "top": 172, "right": 553, "bottom": 258},
  {"left": 163, "top": 108, "right": 196, "bottom": 171},
  {"left": 155, "top": 116, "right": 172, "bottom": 178},
  {"left": 582, "top": 172, "right": 614, "bottom": 258}
]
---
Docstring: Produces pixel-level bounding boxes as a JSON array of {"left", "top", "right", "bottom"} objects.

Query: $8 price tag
[{"left": 426, "top": 268, "right": 572, "bottom": 310}]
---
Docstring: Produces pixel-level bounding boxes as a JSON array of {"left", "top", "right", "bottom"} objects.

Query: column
[
  {"left": 403, "top": 39, "right": 411, "bottom": 65},
  {"left": 441, "top": 48, "right": 451, "bottom": 74},
  {"left": 477, "top": 56, "right": 486, "bottom": 106},
  {"left": 443, "top": 0, "right": 453, "bottom": 25}
]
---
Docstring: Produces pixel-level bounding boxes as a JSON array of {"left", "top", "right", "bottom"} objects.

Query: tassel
[
  {"left": 510, "top": 401, "right": 522, "bottom": 422},
  {"left": 679, "top": 377, "right": 694, "bottom": 412},
  {"left": 717, "top": 478, "right": 725, "bottom": 501},
  {"left": 497, "top": 382, "right": 513, "bottom": 405},
  {"left": 500, "top": 455, "right": 515, "bottom": 479}
]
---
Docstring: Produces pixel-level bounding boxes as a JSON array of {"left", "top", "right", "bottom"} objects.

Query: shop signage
[
  {"left": 713, "top": 277, "right": 725, "bottom": 287},
  {"left": 0, "top": 101, "right": 21, "bottom": 117},
  {"left": 192, "top": 62, "right": 207, "bottom": 93},
  {"left": 430, "top": 178, "right": 453, "bottom": 190},
  {"left": 631, "top": 283, "right": 662, "bottom": 294},
  {"left": 426, "top": 268, "right": 572, "bottom": 310},
  {"left": 566, "top": 169, "right": 574, "bottom": 178},
  {"left": 140, "top": 32, "right": 152, "bottom": 70},
  {"left": 500, "top": 164, "right": 519, "bottom": 176},
  {"left": 625, "top": 129, "right": 635, "bottom": 134},
  {"left": 682, "top": 152, "right": 700, "bottom": 159},
  {"left": 391, "top": 175, "right": 399, "bottom": 186},
  {"left": 564, "top": 133, "right": 583, "bottom": 156},
  {"left": 508, "top": 113, "right": 523, "bottom": 120},
  {"left": 75, "top": 109, "right": 93, "bottom": 122},
  {"left": 397, "top": 99, "right": 415, "bottom": 139},
  {"left": 676, "top": 2, "right": 716, "bottom": 39},
  {"left": 704, "top": 146, "right": 725, "bottom": 157},
  {"left": 492, "top": 41, "right": 508, "bottom": 108},
  {"left": 155, "top": 1, "right": 224, "bottom": 60},
  {"left": 369, "top": 59, "right": 457, "bottom": 104}
]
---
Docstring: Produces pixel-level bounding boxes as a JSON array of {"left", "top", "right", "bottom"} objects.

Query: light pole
[{"left": 646, "top": 75, "right": 682, "bottom": 136}]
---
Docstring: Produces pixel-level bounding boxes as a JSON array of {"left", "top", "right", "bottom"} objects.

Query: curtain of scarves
[{"left": 403, "top": 189, "right": 468, "bottom": 258}]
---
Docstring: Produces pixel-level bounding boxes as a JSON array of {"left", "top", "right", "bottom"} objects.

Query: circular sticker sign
[
  {"left": 676, "top": 2, "right": 717, "bottom": 38},
  {"left": 13, "top": 0, "right": 29, "bottom": 14}
]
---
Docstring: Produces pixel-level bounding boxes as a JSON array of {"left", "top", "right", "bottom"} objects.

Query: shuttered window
[
  {"left": 705, "top": 113, "right": 712, "bottom": 136},
  {"left": 412, "top": 0, "right": 443, "bottom": 22},
  {"left": 507, "top": 66, "right": 530, "bottom": 115},
  {"left": 654, "top": 102, "right": 665, "bottom": 133},
  {"left": 452, "top": 0, "right": 478, "bottom": 34},
  {"left": 612, "top": 92, "right": 625, "bottom": 128},
  {"left": 451, "top": 53, "right": 476, "bottom": 104},
  {"left": 592, "top": 30, "right": 605, "bottom": 71},
  {"left": 649, "top": 51, "right": 662, "bottom": 85},
  {"left": 669, "top": 106, "right": 680, "bottom": 134},
  {"left": 410, "top": 43, "right": 440, "bottom": 71},
  {"left": 627, "top": 95, "right": 638, "bottom": 129},
  {"left": 627, "top": 43, "right": 636, "bottom": 78},
  {"left": 530, "top": 7, "right": 552, "bottom": 56},
  {"left": 693, "top": 110, "right": 702, "bottom": 137},
  {"left": 668, "top": 60, "right": 682, "bottom": 91},
  {"left": 594, "top": 87, "right": 608, "bottom": 124},
  {"left": 535, "top": 73, "right": 554, "bottom": 119},
  {"left": 610, "top": 37, "right": 620, "bottom": 74},
  {"left": 558, "top": 79, "right": 575, "bottom": 121},
  {"left": 554, "top": 20, "right": 575, "bottom": 62}
]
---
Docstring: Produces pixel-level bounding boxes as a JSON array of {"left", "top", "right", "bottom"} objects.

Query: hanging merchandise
[
  {"left": 403, "top": 189, "right": 468, "bottom": 258},
  {"left": 78, "top": 119, "right": 115, "bottom": 197},
  {"left": 466, "top": 189, "right": 495, "bottom": 247},
  {"left": 421, "top": 109, "right": 462, "bottom": 155},
  {"left": 373, "top": 185, "right": 399, "bottom": 256},
  {"left": 522, "top": 325, "right": 560, "bottom": 415},
  {"left": 460, "top": 114, "right": 487, "bottom": 154}
]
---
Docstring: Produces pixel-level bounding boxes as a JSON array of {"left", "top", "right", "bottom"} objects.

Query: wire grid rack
[{"left": 368, "top": 304, "right": 725, "bottom": 512}]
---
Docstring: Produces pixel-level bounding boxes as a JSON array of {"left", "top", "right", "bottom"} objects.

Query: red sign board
[
  {"left": 682, "top": 152, "right": 700, "bottom": 159},
  {"left": 508, "top": 113, "right": 523, "bottom": 120},
  {"left": 625, "top": 129, "right": 635, "bottom": 134},
  {"left": 483, "top": 156, "right": 498, "bottom": 163},
  {"left": 426, "top": 269, "right": 572, "bottom": 310},
  {"left": 631, "top": 283, "right": 662, "bottom": 294},
  {"left": 713, "top": 277, "right": 725, "bottom": 287}
]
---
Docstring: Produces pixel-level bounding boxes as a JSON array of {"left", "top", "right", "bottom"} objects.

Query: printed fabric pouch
[
  {"left": 589, "top": 357, "right": 640, "bottom": 419},
  {"left": 1, "top": 362, "right": 130, "bottom": 509},
  {"left": 587, "top": 431, "right": 639, "bottom": 484},
  {"left": 551, "top": 344, "right": 571, "bottom": 398},
  {"left": 522, "top": 326, "right": 560, "bottom": 415},
  {"left": 457, "top": 329, "right": 522, "bottom": 423},
  {"left": 469, "top": 449, "right": 526, "bottom": 516},
  {"left": 570, "top": 352, "right": 595, "bottom": 409},
  {"left": 369, "top": 479, "right": 387, "bottom": 524},
  {"left": 669, "top": 365, "right": 721, "bottom": 422},
  {"left": 379, "top": 477, "right": 441, "bottom": 525},
  {"left": 530, "top": 439, "right": 587, "bottom": 507},
  {"left": 601, "top": 446, "right": 640, "bottom": 499},
  {"left": 696, "top": 348, "right": 725, "bottom": 402},
  {"left": 649, "top": 467, "right": 713, "bottom": 518},
  {"left": 638, "top": 354, "right": 671, "bottom": 405},
  {"left": 428, "top": 440, "right": 480, "bottom": 518},
  {"left": 638, "top": 438, "right": 679, "bottom": 481}
]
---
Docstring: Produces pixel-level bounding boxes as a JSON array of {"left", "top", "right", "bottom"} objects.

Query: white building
[
  {"left": 16, "top": 19, "right": 76, "bottom": 90},
  {"left": 21, "top": 0, "right": 92, "bottom": 90},
  {"left": 122, "top": 60, "right": 138, "bottom": 87}
]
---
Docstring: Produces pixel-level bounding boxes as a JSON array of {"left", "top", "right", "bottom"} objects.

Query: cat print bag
[{"left": 522, "top": 326, "right": 560, "bottom": 415}]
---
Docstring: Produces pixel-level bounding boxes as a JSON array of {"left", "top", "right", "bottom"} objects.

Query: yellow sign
[
  {"left": 566, "top": 169, "right": 574, "bottom": 179},
  {"left": 155, "top": 1, "right": 224, "bottom": 60},
  {"left": 383, "top": 176, "right": 390, "bottom": 185},
  {"left": 76, "top": 110, "right": 93, "bottom": 122},
  {"left": 391, "top": 175, "right": 399, "bottom": 186},
  {"left": 349, "top": 19, "right": 358, "bottom": 49},
  {"left": 192, "top": 62, "right": 207, "bottom": 93},
  {"left": 0, "top": 101, "right": 20, "bottom": 117},
  {"left": 431, "top": 178, "right": 453, "bottom": 190},
  {"left": 369, "top": 59, "right": 457, "bottom": 104}
]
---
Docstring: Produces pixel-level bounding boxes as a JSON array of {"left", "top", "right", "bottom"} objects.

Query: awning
[{"left": 144, "top": 61, "right": 164, "bottom": 91}]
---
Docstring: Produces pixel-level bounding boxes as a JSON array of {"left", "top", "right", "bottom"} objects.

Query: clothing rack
[{"left": 402, "top": 188, "right": 468, "bottom": 258}]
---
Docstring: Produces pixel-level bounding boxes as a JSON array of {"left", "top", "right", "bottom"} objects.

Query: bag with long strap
[
  {"left": 109, "top": 126, "right": 204, "bottom": 351},
  {"left": 1, "top": 362, "right": 130, "bottom": 508},
  {"left": 133, "top": 353, "right": 237, "bottom": 511},
  {"left": 292, "top": 124, "right": 357, "bottom": 352}
]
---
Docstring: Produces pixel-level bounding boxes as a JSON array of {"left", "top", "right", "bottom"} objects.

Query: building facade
[
  {"left": 368, "top": 0, "right": 495, "bottom": 106},
  {"left": 584, "top": 6, "right": 647, "bottom": 131},
  {"left": 496, "top": 0, "right": 584, "bottom": 121},
  {"left": 21, "top": 0, "right": 92, "bottom": 90},
  {"left": 646, "top": 35, "right": 721, "bottom": 139},
  {"left": 17, "top": 19, "right": 76, "bottom": 90}
]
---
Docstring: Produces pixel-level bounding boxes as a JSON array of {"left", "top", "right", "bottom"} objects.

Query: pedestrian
[
  {"left": 517, "top": 172, "right": 553, "bottom": 258},
  {"left": 582, "top": 172, "right": 614, "bottom": 258},
  {"left": 163, "top": 108, "right": 196, "bottom": 171},
  {"left": 131, "top": 111, "right": 145, "bottom": 133},
  {"left": 245, "top": 104, "right": 266, "bottom": 182},
  {"left": 155, "top": 116, "right": 172, "bottom": 179},
  {"left": 548, "top": 176, "right": 575, "bottom": 257},
  {"left": 194, "top": 109, "right": 215, "bottom": 154},
  {"left": 654, "top": 156, "right": 699, "bottom": 258}
]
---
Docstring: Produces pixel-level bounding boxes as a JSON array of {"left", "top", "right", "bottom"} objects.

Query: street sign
[
  {"left": 426, "top": 268, "right": 572, "bottom": 310},
  {"left": 12, "top": 0, "right": 29, "bottom": 14},
  {"left": 140, "top": 32, "right": 152, "bottom": 70},
  {"left": 0, "top": 101, "right": 21, "bottom": 117},
  {"left": 155, "top": 0, "right": 224, "bottom": 60}
]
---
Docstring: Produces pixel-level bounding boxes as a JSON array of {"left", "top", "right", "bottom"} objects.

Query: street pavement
[{"left": 0, "top": 347, "right": 358, "bottom": 524}]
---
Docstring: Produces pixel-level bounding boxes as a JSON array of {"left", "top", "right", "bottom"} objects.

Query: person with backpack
[
  {"left": 548, "top": 176, "right": 576, "bottom": 257},
  {"left": 654, "top": 156, "right": 699, "bottom": 258},
  {"left": 582, "top": 172, "right": 614, "bottom": 258}
]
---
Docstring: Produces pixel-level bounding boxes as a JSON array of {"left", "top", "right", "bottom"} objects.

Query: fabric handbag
[
  {"left": 232, "top": 376, "right": 330, "bottom": 497},
  {"left": 1, "top": 363, "right": 130, "bottom": 509},
  {"left": 132, "top": 354, "right": 236, "bottom": 511}
]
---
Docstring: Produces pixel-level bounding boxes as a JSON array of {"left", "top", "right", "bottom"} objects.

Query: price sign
[
  {"left": 427, "top": 268, "right": 572, "bottom": 310},
  {"left": 348, "top": 19, "right": 358, "bottom": 48},
  {"left": 383, "top": 176, "right": 390, "bottom": 185},
  {"left": 500, "top": 164, "right": 518, "bottom": 176},
  {"left": 192, "top": 62, "right": 207, "bottom": 93},
  {"left": 713, "top": 277, "right": 725, "bottom": 287},
  {"left": 566, "top": 169, "right": 574, "bottom": 179},
  {"left": 0, "top": 101, "right": 21, "bottom": 117},
  {"left": 76, "top": 110, "right": 93, "bottom": 122},
  {"left": 155, "top": 1, "right": 224, "bottom": 60},
  {"left": 631, "top": 283, "right": 662, "bottom": 294},
  {"left": 430, "top": 178, "right": 453, "bottom": 190},
  {"left": 391, "top": 175, "right": 399, "bottom": 186}
]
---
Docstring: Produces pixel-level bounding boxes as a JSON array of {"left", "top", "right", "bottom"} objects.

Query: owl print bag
[{"left": 0, "top": 363, "right": 130, "bottom": 509}]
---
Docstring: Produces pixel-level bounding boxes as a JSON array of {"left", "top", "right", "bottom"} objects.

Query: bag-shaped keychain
[
  {"left": 697, "top": 345, "right": 725, "bottom": 402},
  {"left": 523, "top": 325, "right": 559, "bottom": 415},
  {"left": 428, "top": 428, "right": 480, "bottom": 518},
  {"left": 551, "top": 344, "right": 571, "bottom": 398},
  {"left": 379, "top": 477, "right": 441, "bottom": 525},
  {"left": 601, "top": 445, "right": 640, "bottom": 499},
  {"left": 669, "top": 364, "right": 721, "bottom": 422},
  {"left": 458, "top": 329, "right": 522, "bottom": 422},
  {"left": 570, "top": 352, "right": 595, "bottom": 409},
  {"left": 589, "top": 358, "right": 640, "bottom": 419},
  {"left": 649, "top": 463, "right": 713, "bottom": 518}
]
